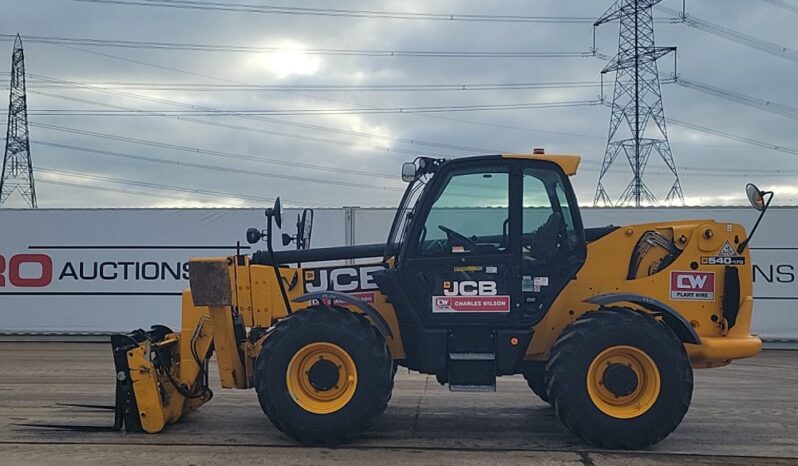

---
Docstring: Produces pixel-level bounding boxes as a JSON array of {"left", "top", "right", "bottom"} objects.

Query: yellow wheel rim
[
  {"left": 286, "top": 342, "right": 358, "bottom": 415},
  {"left": 586, "top": 345, "right": 661, "bottom": 419}
]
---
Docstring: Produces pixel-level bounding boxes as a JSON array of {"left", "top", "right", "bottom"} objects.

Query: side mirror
[
  {"left": 738, "top": 183, "right": 774, "bottom": 253},
  {"left": 273, "top": 197, "right": 282, "bottom": 228},
  {"left": 401, "top": 162, "right": 416, "bottom": 182},
  {"left": 746, "top": 183, "right": 765, "bottom": 211},
  {"left": 264, "top": 197, "right": 283, "bottom": 228},
  {"left": 246, "top": 227, "right": 263, "bottom": 244},
  {"left": 300, "top": 209, "right": 314, "bottom": 250}
]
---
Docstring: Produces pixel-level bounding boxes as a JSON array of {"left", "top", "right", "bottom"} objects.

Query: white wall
[
  {"left": 0, "top": 207, "right": 795, "bottom": 341},
  {"left": 0, "top": 208, "right": 345, "bottom": 332}
]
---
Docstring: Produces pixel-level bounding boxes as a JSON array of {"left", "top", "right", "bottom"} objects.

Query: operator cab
[{"left": 374, "top": 152, "right": 587, "bottom": 391}]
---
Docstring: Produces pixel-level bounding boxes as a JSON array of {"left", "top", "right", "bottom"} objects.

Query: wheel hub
[
  {"left": 286, "top": 342, "right": 358, "bottom": 414},
  {"left": 307, "top": 358, "right": 340, "bottom": 392},
  {"left": 586, "top": 345, "right": 661, "bottom": 419},
  {"left": 602, "top": 363, "right": 638, "bottom": 397}
]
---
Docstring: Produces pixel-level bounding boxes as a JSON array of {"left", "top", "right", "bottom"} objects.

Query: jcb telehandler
[{"left": 108, "top": 152, "right": 768, "bottom": 449}]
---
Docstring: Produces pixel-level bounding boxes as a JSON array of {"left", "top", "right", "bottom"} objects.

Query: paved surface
[{"left": 0, "top": 343, "right": 795, "bottom": 465}]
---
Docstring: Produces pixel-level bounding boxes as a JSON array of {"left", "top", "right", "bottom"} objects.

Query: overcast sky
[{"left": 1, "top": 0, "right": 797, "bottom": 209}]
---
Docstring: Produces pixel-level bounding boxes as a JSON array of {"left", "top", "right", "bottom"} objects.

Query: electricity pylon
[
  {"left": 594, "top": 0, "right": 684, "bottom": 207},
  {"left": 1, "top": 34, "right": 36, "bottom": 208}
]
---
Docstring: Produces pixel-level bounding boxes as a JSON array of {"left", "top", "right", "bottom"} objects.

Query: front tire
[
  {"left": 255, "top": 306, "right": 393, "bottom": 445},
  {"left": 547, "top": 308, "right": 693, "bottom": 449}
]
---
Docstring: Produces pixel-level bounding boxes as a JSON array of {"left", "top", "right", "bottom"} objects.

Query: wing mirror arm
[{"left": 245, "top": 197, "right": 292, "bottom": 314}]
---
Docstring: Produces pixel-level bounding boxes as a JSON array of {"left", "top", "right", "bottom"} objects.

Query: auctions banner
[{"left": 0, "top": 208, "right": 346, "bottom": 332}]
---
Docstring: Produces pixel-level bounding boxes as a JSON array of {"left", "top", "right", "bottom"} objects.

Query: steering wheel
[{"left": 438, "top": 225, "right": 478, "bottom": 250}]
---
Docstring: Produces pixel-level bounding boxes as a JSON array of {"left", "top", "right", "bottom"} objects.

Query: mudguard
[
  {"left": 585, "top": 293, "right": 701, "bottom": 344},
  {"left": 293, "top": 291, "right": 393, "bottom": 338}
]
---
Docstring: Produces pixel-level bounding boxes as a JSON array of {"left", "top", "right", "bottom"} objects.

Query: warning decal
[
  {"left": 432, "top": 295, "right": 511, "bottom": 313},
  {"left": 719, "top": 240, "right": 736, "bottom": 257},
  {"left": 670, "top": 271, "right": 715, "bottom": 301}
]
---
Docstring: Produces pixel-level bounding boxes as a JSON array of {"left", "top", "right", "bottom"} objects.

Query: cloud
[
  {"left": 246, "top": 41, "right": 322, "bottom": 80},
  {"left": 3, "top": 0, "right": 796, "bottom": 210}
]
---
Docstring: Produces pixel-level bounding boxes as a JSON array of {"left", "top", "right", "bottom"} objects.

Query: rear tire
[
  {"left": 522, "top": 361, "right": 550, "bottom": 404},
  {"left": 547, "top": 308, "right": 693, "bottom": 449},
  {"left": 255, "top": 306, "right": 393, "bottom": 445}
]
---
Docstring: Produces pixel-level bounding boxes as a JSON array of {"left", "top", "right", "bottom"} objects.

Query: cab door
[
  {"left": 519, "top": 166, "right": 586, "bottom": 324},
  {"left": 397, "top": 158, "right": 522, "bottom": 326}
]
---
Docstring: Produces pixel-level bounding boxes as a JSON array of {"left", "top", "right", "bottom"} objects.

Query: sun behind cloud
[{"left": 249, "top": 40, "right": 321, "bottom": 79}]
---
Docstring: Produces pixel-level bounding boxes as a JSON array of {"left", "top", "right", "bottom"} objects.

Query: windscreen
[{"left": 384, "top": 173, "right": 432, "bottom": 260}]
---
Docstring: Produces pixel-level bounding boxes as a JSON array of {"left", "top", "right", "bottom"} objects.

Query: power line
[
  {"left": 35, "top": 167, "right": 331, "bottom": 206},
  {"left": 27, "top": 73, "right": 495, "bottom": 154},
  {"left": 673, "top": 76, "right": 798, "bottom": 121},
  {"left": 30, "top": 122, "right": 398, "bottom": 181},
  {"left": 18, "top": 78, "right": 603, "bottom": 93},
  {"left": 35, "top": 121, "right": 798, "bottom": 180},
  {"left": 24, "top": 73, "right": 602, "bottom": 117},
  {"left": 28, "top": 99, "right": 603, "bottom": 116},
  {"left": 26, "top": 67, "right": 798, "bottom": 139},
  {"left": 28, "top": 89, "right": 468, "bottom": 157},
  {"left": 761, "top": 0, "right": 798, "bottom": 14},
  {"left": 667, "top": 118, "right": 798, "bottom": 157},
  {"left": 660, "top": 5, "right": 798, "bottom": 63},
  {"left": 31, "top": 139, "right": 405, "bottom": 192},
  {"left": 0, "top": 34, "right": 593, "bottom": 58},
  {"left": 72, "top": 0, "right": 596, "bottom": 23},
  {"left": 38, "top": 178, "right": 214, "bottom": 203},
  {"left": 33, "top": 44, "right": 603, "bottom": 152},
  {"left": 37, "top": 121, "right": 795, "bottom": 182}
]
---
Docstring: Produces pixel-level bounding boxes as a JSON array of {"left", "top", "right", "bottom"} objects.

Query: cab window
[
  {"left": 522, "top": 168, "right": 577, "bottom": 259},
  {"left": 417, "top": 167, "right": 509, "bottom": 256}
]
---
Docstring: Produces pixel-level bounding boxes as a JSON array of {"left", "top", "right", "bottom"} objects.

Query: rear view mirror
[
  {"left": 265, "top": 197, "right": 283, "bottom": 228},
  {"left": 401, "top": 162, "right": 416, "bottom": 182},
  {"left": 299, "top": 209, "right": 314, "bottom": 250},
  {"left": 746, "top": 183, "right": 765, "bottom": 211},
  {"left": 738, "top": 183, "right": 773, "bottom": 254},
  {"left": 273, "top": 197, "right": 283, "bottom": 228}
]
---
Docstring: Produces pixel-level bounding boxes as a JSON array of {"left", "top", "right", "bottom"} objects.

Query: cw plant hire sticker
[{"left": 670, "top": 271, "right": 715, "bottom": 301}]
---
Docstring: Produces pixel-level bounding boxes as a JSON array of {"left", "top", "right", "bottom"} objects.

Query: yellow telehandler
[{"left": 105, "top": 152, "right": 768, "bottom": 449}]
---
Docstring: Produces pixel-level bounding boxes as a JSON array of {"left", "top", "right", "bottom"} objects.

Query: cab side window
[
  {"left": 418, "top": 167, "right": 509, "bottom": 256},
  {"left": 522, "top": 169, "right": 575, "bottom": 260}
]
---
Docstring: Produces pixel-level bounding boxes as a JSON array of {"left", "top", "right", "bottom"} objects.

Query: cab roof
[{"left": 501, "top": 153, "right": 581, "bottom": 176}]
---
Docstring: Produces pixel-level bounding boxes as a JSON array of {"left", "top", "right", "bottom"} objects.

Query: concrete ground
[{"left": 0, "top": 343, "right": 795, "bottom": 465}]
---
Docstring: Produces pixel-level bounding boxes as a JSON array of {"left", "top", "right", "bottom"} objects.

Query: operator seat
[{"left": 528, "top": 212, "right": 564, "bottom": 261}]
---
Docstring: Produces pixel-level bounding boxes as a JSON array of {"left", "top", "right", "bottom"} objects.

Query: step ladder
[{"left": 448, "top": 352, "right": 496, "bottom": 392}]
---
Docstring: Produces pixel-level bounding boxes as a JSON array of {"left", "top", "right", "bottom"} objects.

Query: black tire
[
  {"left": 547, "top": 308, "right": 693, "bottom": 449},
  {"left": 255, "top": 306, "right": 393, "bottom": 445},
  {"left": 522, "top": 361, "right": 550, "bottom": 404}
]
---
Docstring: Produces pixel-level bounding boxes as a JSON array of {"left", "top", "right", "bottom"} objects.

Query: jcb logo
[
  {"left": 304, "top": 265, "right": 384, "bottom": 293},
  {"left": 442, "top": 280, "right": 497, "bottom": 296},
  {"left": 0, "top": 254, "right": 53, "bottom": 287}
]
